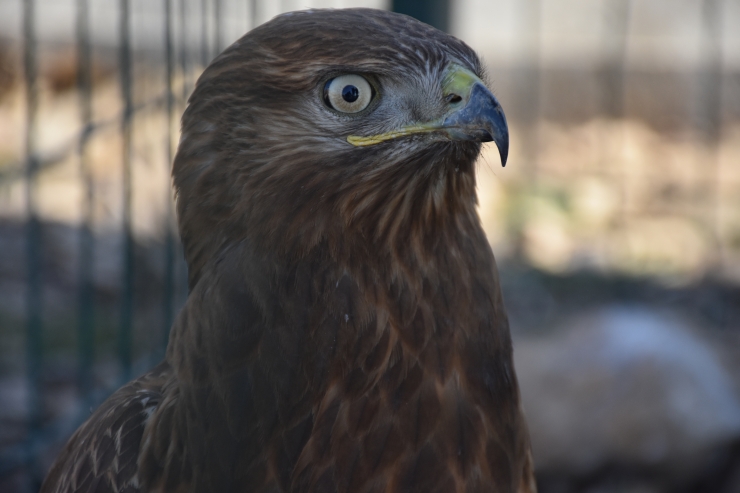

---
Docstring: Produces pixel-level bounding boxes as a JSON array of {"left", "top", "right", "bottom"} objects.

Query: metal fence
[
  {"left": 4, "top": 1, "right": 266, "bottom": 490},
  {"left": 0, "top": 0, "right": 738, "bottom": 491},
  {"left": 14, "top": 1, "right": 178, "bottom": 489}
]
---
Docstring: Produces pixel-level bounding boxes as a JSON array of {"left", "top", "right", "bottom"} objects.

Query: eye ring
[{"left": 323, "top": 74, "right": 375, "bottom": 114}]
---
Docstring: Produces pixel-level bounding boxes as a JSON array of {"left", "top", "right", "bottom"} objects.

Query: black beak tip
[
  {"left": 498, "top": 139, "right": 508, "bottom": 167},
  {"left": 479, "top": 130, "right": 507, "bottom": 167}
]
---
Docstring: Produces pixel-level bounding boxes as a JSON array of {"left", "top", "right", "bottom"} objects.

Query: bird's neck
[{"left": 158, "top": 186, "right": 521, "bottom": 492}]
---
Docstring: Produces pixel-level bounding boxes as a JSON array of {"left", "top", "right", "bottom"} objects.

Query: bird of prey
[{"left": 41, "top": 8, "right": 536, "bottom": 493}]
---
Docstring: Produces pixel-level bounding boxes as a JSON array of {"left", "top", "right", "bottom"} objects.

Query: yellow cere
[
  {"left": 346, "top": 64, "right": 484, "bottom": 148},
  {"left": 441, "top": 64, "right": 482, "bottom": 101}
]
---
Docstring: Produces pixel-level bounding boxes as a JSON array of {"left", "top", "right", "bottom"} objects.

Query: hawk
[{"left": 41, "top": 8, "right": 536, "bottom": 493}]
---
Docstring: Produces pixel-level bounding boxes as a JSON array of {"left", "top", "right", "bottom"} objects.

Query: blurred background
[{"left": 0, "top": 0, "right": 739, "bottom": 492}]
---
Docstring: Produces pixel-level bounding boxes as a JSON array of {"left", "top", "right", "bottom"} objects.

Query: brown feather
[
  {"left": 40, "top": 363, "right": 170, "bottom": 493},
  {"left": 42, "top": 8, "right": 536, "bottom": 493}
]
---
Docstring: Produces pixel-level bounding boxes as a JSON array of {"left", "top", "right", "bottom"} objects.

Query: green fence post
[{"left": 392, "top": 0, "right": 450, "bottom": 32}]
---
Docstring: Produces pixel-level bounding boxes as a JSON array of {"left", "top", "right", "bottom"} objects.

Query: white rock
[{"left": 515, "top": 306, "right": 740, "bottom": 481}]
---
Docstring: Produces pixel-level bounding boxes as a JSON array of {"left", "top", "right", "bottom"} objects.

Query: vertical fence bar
[
  {"left": 163, "top": 0, "right": 175, "bottom": 353},
  {"left": 600, "top": 0, "right": 630, "bottom": 120},
  {"left": 177, "top": 0, "right": 192, "bottom": 305},
  {"left": 179, "top": 0, "right": 190, "bottom": 99},
  {"left": 391, "top": 0, "right": 450, "bottom": 32},
  {"left": 250, "top": 0, "right": 257, "bottom": 30},
  {"left": 214, "top": 0, "right": 223, "bottom": 55},
  {"left": 23, "top": 0, "right": 42, "bottom": 488},
  {"left": 599, "top": 0, "right": 631, "bottom": 217},
  {"left": 698, "top": 0, "right": 724, "bottom": 268},
  {"left": 201, "top": 0, "right": 209, "bottom": 68},
  {"left": 119, "top": 0, "right": 134, "bottom": 382},
  {"left": 518, "top": 0, "right": 542, "bottom": 177},
  {"left": 76, "top": 0, "right": 95, "bottom": 409}
]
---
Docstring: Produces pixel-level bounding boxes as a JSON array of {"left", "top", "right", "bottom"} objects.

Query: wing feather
[{"left": 40, "top": 363, "right": 170, "bottom": 493}]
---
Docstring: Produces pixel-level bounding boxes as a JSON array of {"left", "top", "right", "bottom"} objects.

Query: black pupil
[{"left": 342, "top": 85, "right": 359, "bottom": 103}]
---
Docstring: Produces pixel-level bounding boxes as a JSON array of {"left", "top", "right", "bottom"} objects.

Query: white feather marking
[
  {"left": 115, "top": 424, "right": 124, "bottom": 454},
  {"left": 143, "top": 404, "right": 157, "bottom": 419}
]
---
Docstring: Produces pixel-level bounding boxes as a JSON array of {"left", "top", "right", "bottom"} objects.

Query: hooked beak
[
  {"left": 440, "top": 81, "right": 509, "bottom": 166},
  {"left": 347, "top": 64, "right": 510, "bottom": 167}
]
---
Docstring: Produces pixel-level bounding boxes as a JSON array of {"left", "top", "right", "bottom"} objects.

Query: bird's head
[{"left": 173, "top": 8, "right": 508, "bottom": 288}]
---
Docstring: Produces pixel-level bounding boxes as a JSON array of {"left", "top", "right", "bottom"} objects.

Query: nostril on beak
[{"left": 446, "top": 93, "right": 462, "bottom": 104}]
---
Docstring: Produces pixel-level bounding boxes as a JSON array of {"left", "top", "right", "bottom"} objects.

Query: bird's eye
[{"left": 323, "top": 75, "right": 374, "bottom": 114}]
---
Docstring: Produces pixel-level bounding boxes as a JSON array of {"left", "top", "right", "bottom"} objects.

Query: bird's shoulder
[{"left": 40, "top": 362, "right": 171, "bottom": 493}]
